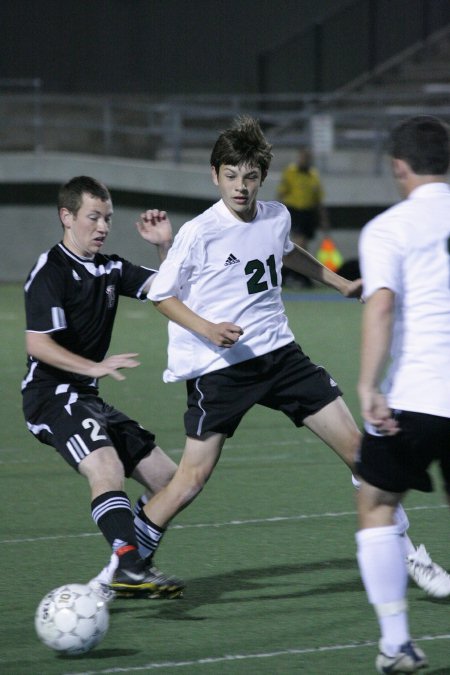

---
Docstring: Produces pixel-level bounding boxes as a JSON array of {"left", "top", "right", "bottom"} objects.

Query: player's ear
[
  {"left": 211, "top": 165, "right": 219, "bottom": 186},
  {"left": 60, "top": 208, "right": 73, "bottom": 230},
  {"left": 391, "top": 158, "right": 408, "bottom": 180}
]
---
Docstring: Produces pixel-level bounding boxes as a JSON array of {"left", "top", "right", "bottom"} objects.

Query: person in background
[
  {"left": 277, "top": 146, "right": 330, "bottom": 288},
  {"left": 356, "top": 115, "right": 450, "bottom": 673},
  {"left": 22, "top": 176, "right": 184, "bottom": 602}
]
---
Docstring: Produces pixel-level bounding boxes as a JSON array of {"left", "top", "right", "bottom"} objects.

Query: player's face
[
  {"left": 61, "top": 194, "right": 113, "bottom": 258},
  {"left": 212, "top": 163, "right": 263, "bottom": 222}
]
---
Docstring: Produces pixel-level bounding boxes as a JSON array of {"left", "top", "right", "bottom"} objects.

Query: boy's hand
[
  {"left": 207, "top": 323, "right": 244, "bottom": 348},
  {"left": 87, "top": 353, "right": 141, "bottom": 381},
  {"left": 341, "top": 277, "right": 363, "bottom": 299},
  {"left": 136, "top": 210, "right": 173, "bottom": 247}
]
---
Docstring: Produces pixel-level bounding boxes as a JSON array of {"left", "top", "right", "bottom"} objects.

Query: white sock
[
  {"left": 351, "top": 476, "right": 416, "bottom": 558},
  {"left": 393, "top": 504, "right": 416, "bottom": 556},
  {"left": 356, "top": 525, "right": 410, "bottom": 655},
  {"left": 90, "top": 552, "right": 119, "bottom": 585}
]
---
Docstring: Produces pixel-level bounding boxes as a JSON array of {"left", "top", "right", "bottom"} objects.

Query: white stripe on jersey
[
  {"left": 21, "top": 361, "right": 38, "bottom": 390},
  {"left": 56, "top": 244, "right": 156, "bottom": 293},
  {"left": 24, "top": 251, "right": 49, "bottom": 292},
  {"left": 51, "top": 306, "right": 66, "bottom": 330},
  {"left": 57, "top": 245, "right": 124, "bottom": 277},
  {"left": 85, "top": 259, "right": 122, "bottom": 277},
  {"left": 64, "top": 392, "right": 78, "bottom": 415},
  {"left": 136, "top": 272, "right": 156, "bottom": 299},
  {"left": 66, "top": 434, "right": 90, "bottom": 464},
  {"left": 26, "top": 420, "right": 52, "bottom": 436}
]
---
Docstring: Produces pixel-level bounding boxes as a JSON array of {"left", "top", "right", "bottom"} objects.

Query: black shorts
[
  {"left": 288, "top": 208, "right": 319, "bottom": 241},
  {"left": 184, "top": 342, "right": 342, "bottom": 438},
  {"left": 356, "top": 410, "right": 450, "bottom": 494},
  {"left": 23, "top": 386, "right": 156, "bottom": 476}
]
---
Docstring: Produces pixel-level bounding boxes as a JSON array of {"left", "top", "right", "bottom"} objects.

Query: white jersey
[
  {"left": 359, "top": 182, "right": 450, "bottom": 417},
  {"left": 149, "top": 199, "right": 295, "bottom": 381}
]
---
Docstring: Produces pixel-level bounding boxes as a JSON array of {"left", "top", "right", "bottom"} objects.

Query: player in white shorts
[{"left": 356, "top": 115, "right": 450, "bottom": 673}]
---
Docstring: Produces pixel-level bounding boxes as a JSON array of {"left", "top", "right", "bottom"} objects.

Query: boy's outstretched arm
[
  {"left": 283, "top": 244, "right": 362, "bottom": 298},
  {"left": 26, "top": 332, "right": 140, "bottom": 381},
  {"left": 152, "top": 296, "right": 243, "bottom": 348}
]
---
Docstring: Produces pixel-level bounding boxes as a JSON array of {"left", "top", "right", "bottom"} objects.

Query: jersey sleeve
[
  {"left": 359, "top": 213, "right": 405, "bottom": 299},
  {"left": 148, "top": 222, "right": 203, "bottom": 301},
  {"left": 24, "top": 258, "right": 67, "bottom": 333},
  {"left": 278, "top": 202, "right": 295, "bottom": 255},
  {"left": 116, "top": 257, "right": 156, "bottom": 299}
]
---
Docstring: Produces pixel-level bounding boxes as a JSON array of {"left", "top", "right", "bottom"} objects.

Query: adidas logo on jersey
[{"left": 224, "top": 253, "right": 240, "bottom": 266}]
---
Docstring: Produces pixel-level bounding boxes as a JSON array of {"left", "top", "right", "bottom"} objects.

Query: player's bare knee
[{"left": 132, "top": 446, "right": 177, "bottom": 492}]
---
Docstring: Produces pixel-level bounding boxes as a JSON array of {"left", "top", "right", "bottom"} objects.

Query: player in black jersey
[{"left": 22, "top": 176, "right": 184, "bottom": 600}]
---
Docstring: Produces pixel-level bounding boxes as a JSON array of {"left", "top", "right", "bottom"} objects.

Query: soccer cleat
[
  {"left": 110, "top": 561, "right": 185, "bottom": 599},
  {"left": 406, "top": 544, "right": 450, "bottom": 598},
  {"left": 376, "top": 640, "right": 428, "bottom": 673},
  {"left": 88, "top": 578, "right": 116, "bottom": 604}
]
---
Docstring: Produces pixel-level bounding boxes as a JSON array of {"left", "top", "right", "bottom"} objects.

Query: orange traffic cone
[{"left": 316, "top": 237, "right": 343, "bottom": 272}]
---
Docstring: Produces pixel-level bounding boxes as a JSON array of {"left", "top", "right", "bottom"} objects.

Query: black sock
[{"left": 91, "top": 490, "right": 138, "bottom": 550}]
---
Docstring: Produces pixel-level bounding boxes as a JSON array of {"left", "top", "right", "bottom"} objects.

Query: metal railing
[
  {"left": 1, "top": 1, "right": 450, "bottom": 174},
  {"left": 1, "top": 82, "right": 450, "bottom": 175}
]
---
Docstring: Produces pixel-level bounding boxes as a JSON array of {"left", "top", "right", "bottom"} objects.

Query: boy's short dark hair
[
  {"left": 390, "top": 115, "right": 450, "bottom": 175},
  {"left": 210, "top": 115, "right": 273, "bottom": 180},
  {"left": 58, "top": 176, "right": 111, "bottom": 215}
]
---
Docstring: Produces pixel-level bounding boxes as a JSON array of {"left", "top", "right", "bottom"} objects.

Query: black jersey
[{"left": 22, "top": 242, "right": 155, "bottom": 391}]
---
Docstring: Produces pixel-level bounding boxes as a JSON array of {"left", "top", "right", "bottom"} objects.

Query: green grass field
[{"left": 1, "top": 283, "right": 449, "bottom": 675}]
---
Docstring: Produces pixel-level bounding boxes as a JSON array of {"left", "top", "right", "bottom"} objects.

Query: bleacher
[{"left": 1, "top": 32, "right": 449, "bottom": 174}]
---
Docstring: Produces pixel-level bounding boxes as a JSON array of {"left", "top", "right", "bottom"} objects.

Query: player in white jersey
[
  {"left": 356, "top": 115, "right": 450, "bottom": 673},
  {"left": 156, "top": 198, "right": 297, "bottom": 383},
  {"left": 135, "top": 116, "right": 445, "bottom": 600}
]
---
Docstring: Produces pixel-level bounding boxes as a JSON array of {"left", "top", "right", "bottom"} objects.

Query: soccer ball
[{"left": 35, "top": 583, "right": 109, "bottom": 655}]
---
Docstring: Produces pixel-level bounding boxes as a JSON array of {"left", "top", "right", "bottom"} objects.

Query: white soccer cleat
[
  {"left": 376, "top": 640, "right": 428, "bottom": 673},
  {"left": 406, "top": 544, "right": 450, "bottom": 598},
  {"left": 87, "top": 552, "right": 118, "bottom": 603},
  {"left": 88, "top": 579, "right": 116, "bottom": 604}
]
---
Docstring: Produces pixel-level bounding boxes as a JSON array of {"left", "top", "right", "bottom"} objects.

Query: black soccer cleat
[{"left": 110, "top": 562, "right": 185, "bottom": 599}]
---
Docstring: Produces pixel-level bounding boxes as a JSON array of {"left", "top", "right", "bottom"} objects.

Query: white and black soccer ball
[{"left": 35, "top": 583, "right": 109, "bottom": 655}]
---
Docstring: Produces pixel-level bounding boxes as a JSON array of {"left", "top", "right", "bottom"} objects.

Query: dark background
[{"left": 1, "top": 0, "right": 353, "bottom": 94}]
